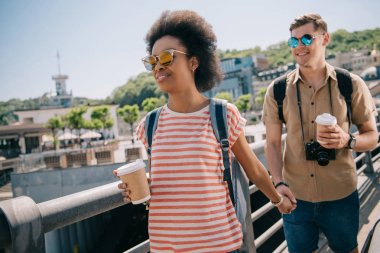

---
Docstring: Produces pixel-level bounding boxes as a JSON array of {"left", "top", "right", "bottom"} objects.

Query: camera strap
[{"left": 296, "top": 78, "right": 333, "bottom": 145}]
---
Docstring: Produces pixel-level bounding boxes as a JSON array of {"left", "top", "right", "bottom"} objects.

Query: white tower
[{"left": 52, "top": 51, "right": 69, "bottom": 96}]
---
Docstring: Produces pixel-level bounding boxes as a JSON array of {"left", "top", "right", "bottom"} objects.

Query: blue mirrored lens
[
  {"left": 288, "top": 37, "right": 299, "bottom": 48},
  {"left": 301, "top": 34, "right": 313, "bottom": 46},
  {"left": 288, "top": 34, "right": 314, "bottom": 48}
]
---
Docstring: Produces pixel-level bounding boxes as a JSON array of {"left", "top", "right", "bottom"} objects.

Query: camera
[{"left": 305, "top": 141, "right": 336, "bottom": 166}]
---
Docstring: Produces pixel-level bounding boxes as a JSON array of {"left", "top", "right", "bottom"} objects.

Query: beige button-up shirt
[{"left": 262, "top": 63, "right": 377, "bottom": 202}]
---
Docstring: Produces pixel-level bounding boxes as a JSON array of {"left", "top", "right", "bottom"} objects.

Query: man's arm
[
  {"left": 265, "top": 122, "right": 284, "bottom": 184},
  {"left": 320, "top": 116, "right": 378, "bottom": 152},
  {"left": 354, "top": 116, "right": 378, "bottom": 152},
  {"left": 265, "top": 122, "right": 297, "bottom": 204}
]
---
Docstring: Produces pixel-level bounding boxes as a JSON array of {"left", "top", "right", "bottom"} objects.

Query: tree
[
  {"left": 214, "top": 92, "right": 233, "bottom": 103},
  {"left": 254, "top": 88, "right": 267, "bottom": 108},
  {"left": 45, "top": 116, "right": 64, "bottom": 150},
  {"left": 66, "top": 106, "right": 88, "bottom": 143},
  {"left": 111, "top": 72, "right": 162, "bottom": 107},
  {"left": 91, "top": 106, "right": 114, "bottom": 139},
  {"left": 142, "top": 97, "right": 165, "bottom": 112},
  {"left": 118, "top": 104, "right": 140, "bottom": 143},
  {"left": 235, "top": 94, "right": 251, "bottom": 114}
]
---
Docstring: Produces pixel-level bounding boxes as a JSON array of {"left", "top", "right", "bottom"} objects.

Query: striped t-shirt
[{"left": 136, "top": 102, "right": 246, "bottom": 253}]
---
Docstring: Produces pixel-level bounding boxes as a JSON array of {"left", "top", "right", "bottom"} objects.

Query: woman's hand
[
  {"left": 277, "top": 196, "right": 297, "bottom": 214},
  {"left": 113, "top": 170, "right": 151, "bottom": 204},
  {"left": 275, "top": 185, "right": 297, "bottom": 214}
]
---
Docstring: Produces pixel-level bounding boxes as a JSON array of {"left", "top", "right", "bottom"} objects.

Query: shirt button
[
  {"left": 309, "top": 86, "right": 312, "bottom": 88},
  {"left": 311, "top": 174, "right": 314, "bottom": 177},
  {"left": 311, "top": 102, "right": 314, "bottom": 105},
  {"left": 311, "top": 120, "right": 314, "bottom": 124}
]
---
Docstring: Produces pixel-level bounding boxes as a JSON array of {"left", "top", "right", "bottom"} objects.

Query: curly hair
[
  {"left": 289, "top": 13, "right": 328, "bottom": 33},
  {"left": 145, "top": 10, "right": 223, "bottom": 92}
]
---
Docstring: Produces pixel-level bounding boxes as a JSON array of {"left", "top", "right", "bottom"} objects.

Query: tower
[{"left": 52, "top": 51, "right": 69, "bottom": 96}]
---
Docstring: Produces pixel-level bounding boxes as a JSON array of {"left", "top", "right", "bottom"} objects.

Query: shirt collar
[{"left": 290, "top": 62, "right": 337, "bottom": 85}]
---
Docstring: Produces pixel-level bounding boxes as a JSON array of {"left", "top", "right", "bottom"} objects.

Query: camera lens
[{"left": 317, "top": 151, "right": 329, "bottom": 166}]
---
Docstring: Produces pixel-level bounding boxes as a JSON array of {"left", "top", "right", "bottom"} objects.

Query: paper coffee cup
[
  {"left": 315, "top": 113, "right": 337, "bottom": 144},
  {"left": 116, "top": 159, "right": 150, "bottom": 204}
]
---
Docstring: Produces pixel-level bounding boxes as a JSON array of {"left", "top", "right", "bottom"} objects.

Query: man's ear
[{"left": 323, "top": 32, "right": 330, "bottom": 46}]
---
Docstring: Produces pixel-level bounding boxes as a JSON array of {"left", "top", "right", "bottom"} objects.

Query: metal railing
[{"left": 1, "top": 125, "right": 380, "bottom": 252}]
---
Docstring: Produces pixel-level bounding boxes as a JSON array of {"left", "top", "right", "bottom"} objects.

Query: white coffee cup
[
  {"left": 315, "top": 113, "right": 337, "bottom": 144},
  {"left": 116, "top": 159, "right": 150, "bottom": 204}
]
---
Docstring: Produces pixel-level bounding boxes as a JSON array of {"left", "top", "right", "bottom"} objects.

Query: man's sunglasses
[
  {"left": 141, "top": 49, "right": 189, "bottom": 71},
  {"left": 287, "top": 34, "right": 324, "bottom": 48}
]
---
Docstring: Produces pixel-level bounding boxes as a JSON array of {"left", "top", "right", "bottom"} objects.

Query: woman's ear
[{"left": 190, "top": 56, "right": 199, "bottom": 72}]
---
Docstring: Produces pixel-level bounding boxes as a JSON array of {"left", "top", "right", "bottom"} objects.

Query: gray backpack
[{"left": 144, "top": 98, "right": 254, "bottom": 253}]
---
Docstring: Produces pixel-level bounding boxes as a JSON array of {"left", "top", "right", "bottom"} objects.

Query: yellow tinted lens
[
  {"left": 147, "top": 56, "right": 156, "bottom": 65},
  {"left": 159, "top": 51, "right": 174, "bottom": 65}
]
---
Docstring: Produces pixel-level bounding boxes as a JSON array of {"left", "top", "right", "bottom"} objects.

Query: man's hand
[
  {"left": 276, "top": 185, "right": 297, "bottom": 214},
  {"left": 317, "top": 124, "right": 350, "bottom": 149}
]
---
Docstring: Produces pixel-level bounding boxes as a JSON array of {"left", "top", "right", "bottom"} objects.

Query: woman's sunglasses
[
  {"left": 288, "top": 34, "right": 324, "bottom": 48},
  {"left": 141, "top": 49, "right": 188, "bottom": 71}
]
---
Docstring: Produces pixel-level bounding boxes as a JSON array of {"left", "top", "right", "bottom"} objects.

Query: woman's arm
[{"left": 231, "top": 132, "right": 296, "bottom": 213}]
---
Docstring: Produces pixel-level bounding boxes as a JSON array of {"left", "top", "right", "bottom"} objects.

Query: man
[{"left": 262, "top": 13, "right": 378, "bottom": 253}]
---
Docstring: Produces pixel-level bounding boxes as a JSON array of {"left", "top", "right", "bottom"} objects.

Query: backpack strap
[
  {"left": 335, "top": 67, "right": 353, "bottom": 124},
  {"left": 273, "top": 75, "right": 288, "bottom": 123},
  {"left": 210, "top": 98, "right": 235, "bottom": 206},
  {"left": 144, "top": 106, "right": 163, "bottom": 174}
]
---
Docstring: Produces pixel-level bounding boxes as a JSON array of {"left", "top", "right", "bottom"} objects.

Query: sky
[{"left": 0, "top": 0, "right": 379, "bottom": 102}]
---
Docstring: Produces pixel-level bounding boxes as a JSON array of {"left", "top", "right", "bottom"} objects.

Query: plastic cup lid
[
  {"left": 315, "top": 113, "right": 337, "bottom": 125},
  {"left": 116, "top": 159, "right": 145, "bottom": 176}
]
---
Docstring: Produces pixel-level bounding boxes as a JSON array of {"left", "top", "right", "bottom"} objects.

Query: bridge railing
[{"left": 1, "top": 118, "right": 380, "bottom": 253}]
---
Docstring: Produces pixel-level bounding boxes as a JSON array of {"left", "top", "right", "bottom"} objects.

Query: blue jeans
[{"left": 283, "top": 190, "right": 359, "bottom": 253}]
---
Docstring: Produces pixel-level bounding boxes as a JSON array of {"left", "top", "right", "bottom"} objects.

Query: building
[
  {"left": 205, "top": 55, "right": 267, "bottom": 100},
  {"left": 327, "top": 45, "right": 380, "bottom": 74},
  {"left": 253, "top": 63, "right": 296, "bottom": 99},
  {"left": 0, "top": 61, "right": 119, "bottom": 159}
]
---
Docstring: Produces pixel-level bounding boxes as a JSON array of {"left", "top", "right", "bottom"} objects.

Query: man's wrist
[{"left": 273, "top": 181, "right": 289, "bottom": 189}]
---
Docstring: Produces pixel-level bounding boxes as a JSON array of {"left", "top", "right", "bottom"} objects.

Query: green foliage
[
  {"left": 218, "top": 46, "right": 262, "bottom": 59},
  {"left": 0, "top": 105, "right": 17, "bottom": 125},
  {"left": 117, "top": 104, "right": 140, "bottom": 139},
  {"left": 110, "top": 72, "right": 163, "bottom": 107},
  {"left": 0, "top": 98, "right": 39, "bottom": 125},
  {"left": 142, "top": 97, "right": 166, "bottom": 112},
  {"left": 90, "top": 106, "right": 114, "bottom": 129},
  {"left": 45, "top": 116, "right": 65, "bottom": 131},
  {"left": 235, "top": 94, "right": 251, "bottom": 113},
  {"left": 214, "top": 92, "right": 233, "bottom": 103},
  {"left": 328, "top": 28, "right": 380, "bottom": 55},
  {"left": 118, "top": 104, "right": 140, "bottom": 125},
  {"left": 72, "top": 97, "right": 106, "bottom": 106},
  {"left": 254, "top": 88, "right": 267, "bottom": 107},
  {"left": 66, "top": 106, "right": 88, "bottom": 130},
  {"left": 45, "top": 116, "right": 65, "bottom": 150},
  {"left": 263, "top": 42, "right": 294, "bottom": 67},
  {"left": 82, "top": 120, "right": 95, "bottom": 130}
]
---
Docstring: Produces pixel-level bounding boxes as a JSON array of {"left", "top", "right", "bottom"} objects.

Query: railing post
[
  {"left": 365, "top": 151, "right": 375, "bottom": 173},
  {"left": 0, "top": 196, "right": 45, "bottom": 252}
]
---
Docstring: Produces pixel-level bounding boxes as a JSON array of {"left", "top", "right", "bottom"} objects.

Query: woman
[{"left": 117, "top": 10, "right": 295, "bottom": 253}]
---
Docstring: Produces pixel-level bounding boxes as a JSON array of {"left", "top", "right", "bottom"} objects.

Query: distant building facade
[
  {"left": 327, "top": 45, "right": 380, "bottom": 74},
  {"left": 205, "top": 54, "right": 269, "bottom": 100}
]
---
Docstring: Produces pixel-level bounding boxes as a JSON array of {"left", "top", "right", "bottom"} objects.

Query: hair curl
[
  {"left": 289, "top": 13, "right": 328, "bottom": 33},
  {"left": 145, "top": 10, "right": 222, "bottom": 92}
]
